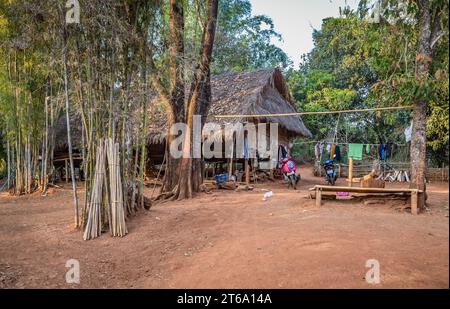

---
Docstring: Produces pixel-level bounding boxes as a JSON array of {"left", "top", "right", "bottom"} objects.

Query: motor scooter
[
  {"left": 322, "top": 159, "right": 337, "bottom": 185},
  {"left": 280, "top": 157, "right": 300, "bottom": 189}
]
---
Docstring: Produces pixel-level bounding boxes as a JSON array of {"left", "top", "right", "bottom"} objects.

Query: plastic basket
[{"left": 215, "top": 173, "right": 229, "bottom": 184}]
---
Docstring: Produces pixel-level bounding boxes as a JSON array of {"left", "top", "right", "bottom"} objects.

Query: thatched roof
[
  {"left": 148, "top": 68, "right": 311, "bottom": 143},
  {"left": 54, "top": 111, "right": 83, "bottom": 152}
]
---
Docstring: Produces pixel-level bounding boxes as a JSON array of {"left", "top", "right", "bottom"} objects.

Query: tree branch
[
  {"left": 195, "top": 0, "right": 206, "bottom": 33},
  {"left": 430, "top": 1, "right": 448, "bottom": 50}
]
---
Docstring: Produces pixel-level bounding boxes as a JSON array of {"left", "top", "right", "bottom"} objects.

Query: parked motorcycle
[
  {"left": 322, "top": 159, "right": 337, "bottom": 185},
  {"left": 280, "top": 157, "right": 300, "bottom": 189}
]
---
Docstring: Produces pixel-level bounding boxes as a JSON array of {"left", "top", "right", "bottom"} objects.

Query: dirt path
[{"left": 0, "top": 167, "right": 448, "bottom": 288}]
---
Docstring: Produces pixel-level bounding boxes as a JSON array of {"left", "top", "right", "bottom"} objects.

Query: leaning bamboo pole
[
  {"left": 41, "top": 96, "right": 49, "bottom": 193},
  {"left": 23, "top": 72, "right": 32, "bottom": 194},
  {"left": 7, "top": 136, "right": 11, "bottom": 190},
  {"left": 62, "top": 26, "right": 80, "bottom": 228}
]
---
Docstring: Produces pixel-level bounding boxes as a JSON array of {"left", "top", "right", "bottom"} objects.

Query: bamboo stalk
[
  {"left": 42, "top": 96, "right": 49, "bottom": 193},
  {"left": 7, "top": 136, "right": 11, "bottom": 190},
  {"left": 106, "top": 138, "right": 127, "bottom": 237},
  {"left": 83, "top": 139, "right": 106, "bottom": 240},
  {"left": 62, "top": 26, "right": 80, "bottom": 227}
]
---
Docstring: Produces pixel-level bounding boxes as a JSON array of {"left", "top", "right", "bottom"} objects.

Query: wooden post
[
  {"left": 315, "top": 187, "right": 322, "bottom": 207},
  {"left": 411, "top": 190, "right": 418, "bottom": 215},
  {"left": 65, "top": 159, "right": 68, "bottom": 183},
  {"left": 228, "top": 139, "right": 234, "bottom": 177},
  {"left": 348, "top": 157, "right": 353, "bottom": 187},
  {"left": 228, "top": 159, "right": 233, "bottom": 177},
  {"left": 245, "top": 159, "right": 250, "bottom": 185},
  {"left": 252, "top": 159, "right": 258, "bottom": 184}
]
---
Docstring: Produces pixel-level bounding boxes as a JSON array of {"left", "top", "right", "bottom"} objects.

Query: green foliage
[
  {"left": 287, "top": 13, "right": 385, "bottom": 142},
  {"left": 287, "top": 2, "right": 448, "bottom": 165},
  {"left": 211, "top": 0, "right": 291, "bottom": 74},
  {"left": 360, "top": 0, "right": 449, "bottom": 163}
]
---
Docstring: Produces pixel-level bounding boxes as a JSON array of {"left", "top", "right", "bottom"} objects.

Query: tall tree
[
  {"left": 151, "top": 0, "right": 219, "bottom": 199},
  {"left": 178, "top": 0, "right": 219, "bottom": 198},
  {"left": 409, "top": 0, "right": 448, "bottom": 209}
]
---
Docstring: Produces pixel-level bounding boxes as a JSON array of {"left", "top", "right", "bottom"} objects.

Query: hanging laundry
[
  {"left": 348, "top": 143, "right": 364, "bottom": 161},
  {"left": 334, "top": 145, "right": 341, "bottom": 161},
  {"left": 315, "top": 142, "right": 320, "bottom": 160},
  {"left": 379, "top": 144, "right": 386, "bottom": 161},
  {"left": 365, "top": 144, "right": 371, "bottom": 154},
  {"left": 278, "top": 144, "right": 287, "bottom": 161},
  {"left": 330, "top": 144, "right": 335, "bottom": 160},
  {"left": 326, "top": 144, "right": 331, "bottom": 155},
  {"left": 404, "top": 122, "right": 413, "bottom": 142},
  {"left": 386, "top": 142, "right": 393, "bottom": 159}
]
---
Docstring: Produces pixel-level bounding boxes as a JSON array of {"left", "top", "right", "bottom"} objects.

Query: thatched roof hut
[
  {"left": 54, "top": 112, "right": 83, "bottom": 153},
  {"left": 147, "top": 68, "right": 311, "bottom": 144}
]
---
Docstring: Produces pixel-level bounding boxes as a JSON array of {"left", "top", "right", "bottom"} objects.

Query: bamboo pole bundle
[
  {"left": 83, "top": 140, "right": 106, "bottom": 240},
  {"left": 106, "top": 138, "right": 128, "bottom": 237}
]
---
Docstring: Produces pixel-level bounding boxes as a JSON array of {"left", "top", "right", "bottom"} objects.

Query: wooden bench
[{"left": 310, "top": 185, "right": 423, "bottom": 215}]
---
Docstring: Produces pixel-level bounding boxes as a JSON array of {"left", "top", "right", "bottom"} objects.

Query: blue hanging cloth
[{"left": 379, "top": 144, "right": 386, "bottom": 160}]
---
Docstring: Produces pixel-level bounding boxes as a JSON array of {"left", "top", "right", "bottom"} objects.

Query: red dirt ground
[{"left": 0, "top": 166, "right": 448, "bottom": 288}]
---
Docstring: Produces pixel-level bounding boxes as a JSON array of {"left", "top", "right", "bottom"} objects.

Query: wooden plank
[
  {"left": 311, "top": 185, "right": 422, "bottom": 194},
  {"left": 411, "top": 191, "right": 418, "bottom": 215},
  {"left": 311, "top": 185, "right": 421, "bottom": 215},
  {"left": 315, "top": 188, "right": 322, "bottom": 208},
  {"left": 346, "top": 177, "right": 361, "bottom": 184},
  {"left": 53, "top": 156, "right": 82, "bottom": 162}
]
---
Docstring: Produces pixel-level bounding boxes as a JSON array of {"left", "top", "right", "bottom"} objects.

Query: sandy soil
[{"left": 0, "top": 166, "right": 448, "bottom": 288}]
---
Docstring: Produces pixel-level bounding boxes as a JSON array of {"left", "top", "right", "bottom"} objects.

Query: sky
[{"left": 249, "top": 0, "right": 359, "bottom": 67}]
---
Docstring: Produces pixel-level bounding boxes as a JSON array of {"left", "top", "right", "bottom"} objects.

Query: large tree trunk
[
  {"left": 161, "top": 0, "right": 186, "bottom": 193},
  {"left": 175, "top": 0, "right": 219, "bottom": 200},
  {"left": 410, "top": 0, "right": 432, "bottom": 211}
]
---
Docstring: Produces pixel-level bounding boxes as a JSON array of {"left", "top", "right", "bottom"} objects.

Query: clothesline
[
  {"left": 292, "top": 141, "right": 408, "bottom": 147},
  {"left": 213, "top": 106, "right": 413, "bottom": 119}
]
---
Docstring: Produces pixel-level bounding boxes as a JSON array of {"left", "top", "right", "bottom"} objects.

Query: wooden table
[{"left": 310, "top": 185, "right": 422, "bottom": 215}]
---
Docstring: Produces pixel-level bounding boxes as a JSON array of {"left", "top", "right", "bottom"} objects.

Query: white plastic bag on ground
[{"left": 262, "top": 191, "right": 273, "bottom": 201}]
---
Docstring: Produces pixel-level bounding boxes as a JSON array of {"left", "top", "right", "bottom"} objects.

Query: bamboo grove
[{"left": 0, "top": 0, "right": 169, "bottom": 236}]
